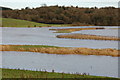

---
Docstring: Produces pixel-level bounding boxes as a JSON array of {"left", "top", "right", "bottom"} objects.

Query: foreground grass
[
  {"left": 56, "top": 34, "right": 120, "bottom": 41},
  {"left": 1, "top": 45, "right": 119, "bottom": 57},
  {"left": 1, "top": 68, "right": 116, "bottom": 78},
  {"left": 1, "top": 18, "right": 69, "bottom": 27}
]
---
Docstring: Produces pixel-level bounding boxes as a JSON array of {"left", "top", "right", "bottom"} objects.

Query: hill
[
  {"left": 1, "top": 18, "right": 68, "bottom": 27},
  {"left": 2, "top": 6, "right": 119, "bottom": 26}
]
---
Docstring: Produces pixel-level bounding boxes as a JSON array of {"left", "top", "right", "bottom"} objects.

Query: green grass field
[
  {"left": 1, "top": 68, "right": 117, "bottom": 79},
  {"left": 1, "top": 18, "right": 69, "bottom": 27}
]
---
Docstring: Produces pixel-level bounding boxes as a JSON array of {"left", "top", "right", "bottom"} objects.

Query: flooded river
[
  {"left": 1, "top": 27, "right": 119, "bottom": 49},
  {"left": 73, "top": 29, "right": 119, "bottom": 37},
  {"left": 2, "top": 51, "right": 118, "bottom": 78},
  {"left": 1, "top": 26, "right": 119, "bottom": 78}
]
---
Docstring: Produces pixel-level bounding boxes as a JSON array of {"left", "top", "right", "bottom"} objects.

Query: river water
[
  {"left": 73, "top": 29, "right": 119, "bottom": 37},
  {"left": 1, "top": 26, "right": 119, "bottom": 78},
  {"left": 1, "top": 27, "right": 119, "bottom": 49},
  {"left": 2, "top": 51, "right": 118, "bottom": 78}
]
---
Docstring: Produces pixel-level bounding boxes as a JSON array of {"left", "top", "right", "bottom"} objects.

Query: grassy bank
[
  {"left": 56, "top": 34, "right": 120, "bottom": 41},
  {"left": 1, "top": 45, "right": 119, "bottom": 57},
  {"left": 1, "top": 18, "right": 69, "bottom": 27},
  {"left": 1, "top": 68, "right": 115, "bottom": 78},
  {"left": 50, "top": 27, "right": 105, "bottom": 33}
]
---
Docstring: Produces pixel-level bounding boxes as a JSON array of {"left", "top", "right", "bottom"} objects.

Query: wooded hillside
[{"left": 2, "top": 6, "right": 120, "bottom": 26}]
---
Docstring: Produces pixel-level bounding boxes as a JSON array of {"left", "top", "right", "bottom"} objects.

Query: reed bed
[
  {"left": 1, "top": 45, "right": 119, "bottom": 57},
  {"left": 50, "top": 27, "right": 105, "bottom": 33},
  {"left": 56, "top": 34, "right": 120, "bottom": 41}
]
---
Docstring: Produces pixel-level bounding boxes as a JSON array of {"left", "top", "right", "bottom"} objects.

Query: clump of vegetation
[
  {"left": 1, "top": 45, "right": 120, "bottom": 57},
  {"left": 56, "top": 34, "right": 120, "bottom": 41},
  {"left": 2, "top": 68, "right": 116, "bottom": 78},
  {"left": 2, "top": 6, "right": 119, "bottom": 26}
]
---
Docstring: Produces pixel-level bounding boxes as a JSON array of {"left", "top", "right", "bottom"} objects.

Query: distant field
[
  {"left": 2, "top": 68, "right": 115, "bottom": 79},
  {"left": 1, "top": 18, "right": 69, "bottom": 27}
]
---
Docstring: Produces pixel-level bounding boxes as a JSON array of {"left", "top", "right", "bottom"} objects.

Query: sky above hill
[{"left": 1, "top": 0, "right": 119, "bottom": 9}]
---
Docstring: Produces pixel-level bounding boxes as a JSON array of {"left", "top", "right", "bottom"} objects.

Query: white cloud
[
  {"left": 1, "top": 0, "right": 119, "bottom": 2},
  {"left": 0, "top": 0, "right": 118, "bottom": 9}
]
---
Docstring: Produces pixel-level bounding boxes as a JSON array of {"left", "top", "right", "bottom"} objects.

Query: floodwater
[
  {"left": 73, "top": 29, "right": 119, "bottom": 37},
  {"left": 1, "top": 26, "right": 119, "bottom": 78},
  {"left": 2, "top": 51, "right": 118, "bottom": 78},
  {"left": 1, "top": 27, "right": 119, "bottom": 49}
]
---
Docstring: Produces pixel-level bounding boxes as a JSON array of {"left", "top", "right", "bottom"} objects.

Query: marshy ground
[
  {"left": 1, "top": 45, "right": 119, "bottom": 57},
  {"left": 56, "top": 34, "right": 120, "bottom": 41}
]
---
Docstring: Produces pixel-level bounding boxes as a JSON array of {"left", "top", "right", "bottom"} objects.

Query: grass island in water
[{"left": 1, "top": 45, "right": 119, "bottom": 57}]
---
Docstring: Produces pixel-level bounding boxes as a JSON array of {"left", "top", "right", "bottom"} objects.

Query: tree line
[
  {"left": 2, "top": 5, "right": 120, "bottom": 26},
  {"left": 0, "top": 7, "right": 12, "bottom": 10}
]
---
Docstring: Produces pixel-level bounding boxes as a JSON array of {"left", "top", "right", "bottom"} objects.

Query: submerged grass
[
  {"left": 1, "top": 45, "right": 119, "bottom": 57},
  {"left": 11, "top": 45, "right": 59, "bottom": 49},
  {"left": 1, "top": 68, "right": 116, "bottom": 78},
  {"left": 54, "top": 30, "right": 72, "bottom": 33},
  {"left": 50, "top": 27, "right": 105, "bottom": 33}
]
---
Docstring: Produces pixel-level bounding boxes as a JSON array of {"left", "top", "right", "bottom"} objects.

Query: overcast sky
[{"left": 1, "top": 0, "right": 119, "bottom": 9}]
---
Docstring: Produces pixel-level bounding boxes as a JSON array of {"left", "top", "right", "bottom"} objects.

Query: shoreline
[
  {"left": 1, "top": 26, "right": 119, "bottom": 30},
  {"left": 1, "top": 25, "right": 119, "bottom": 27},
  {"left": 2, "top": 68, "right": 115, "bottom": 78},
  {"left": 1, "top": 45, "right": 119, "bottom": 57}
]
